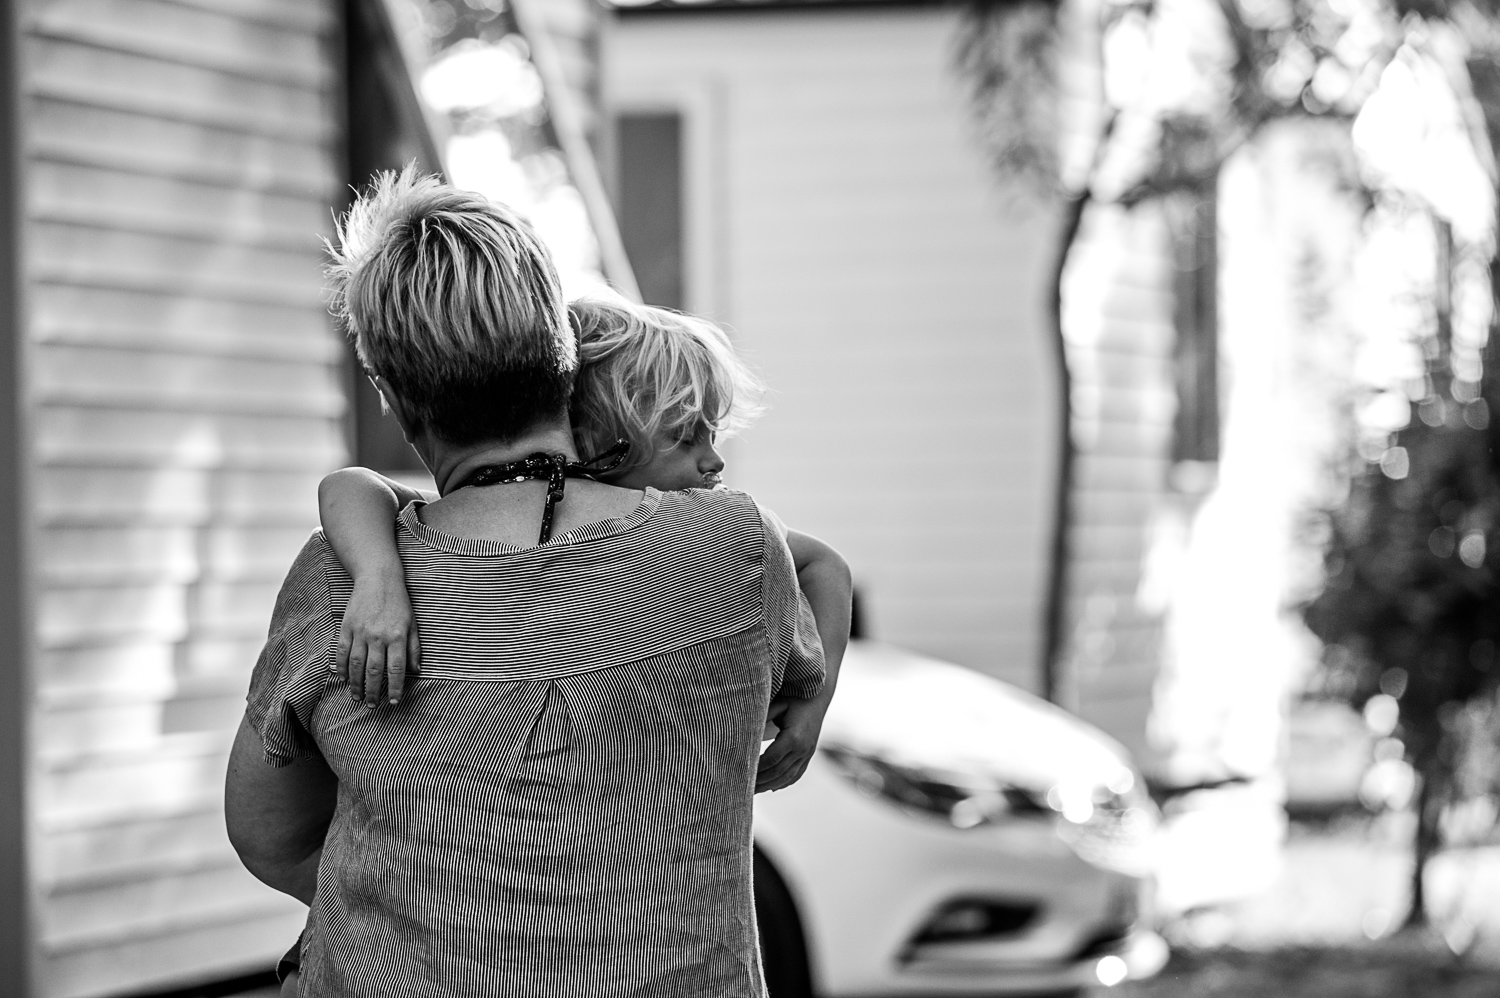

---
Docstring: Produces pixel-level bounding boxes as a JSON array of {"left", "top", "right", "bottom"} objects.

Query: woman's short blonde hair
[
  {"left": 325, "top": 166, "right": 574, "bottom": 445},
  {"left": 568, "top": 298, "right": 765, "bottom": 471}
]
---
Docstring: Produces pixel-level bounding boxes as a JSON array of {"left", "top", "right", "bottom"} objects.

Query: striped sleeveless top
[{"left": 245, "top": 487, "right": 824, "bottom": 997}]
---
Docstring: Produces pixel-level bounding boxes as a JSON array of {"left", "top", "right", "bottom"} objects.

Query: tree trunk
[
  {"left": 1405, "top": 763, "right": 1441, "bottom": 928},
  {"left": 1040, "top": 191, "right": 1090, "bottom": 704},
  {"left": 1465, "top": 55, "right": 1500, "bottom": 467},
  {"left": 1485, "top": 244, "right": 1500, "bottom": 472}
]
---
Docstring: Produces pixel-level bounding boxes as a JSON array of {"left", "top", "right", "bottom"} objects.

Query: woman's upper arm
[
  {"left": 231, "top": 533, "right": 345, "bottom": 893},
  {"left": 225, "top": 715, "right": 337, "bottom": 877}
]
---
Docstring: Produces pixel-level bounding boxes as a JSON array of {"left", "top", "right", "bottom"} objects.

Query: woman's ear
[{"left": 369, "top": 374, "right": 421, "bottom": 444}]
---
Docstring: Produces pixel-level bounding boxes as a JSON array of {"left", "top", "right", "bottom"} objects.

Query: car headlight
[
  {"left": 822, "top": 745, "right": 1158, "bottom": 868},
  {"left": 1052, "top": 772, "right": 1158, "bottom": 876},
  {"left": 821, "top": 744, "right": 1051, "bottom": 829}
]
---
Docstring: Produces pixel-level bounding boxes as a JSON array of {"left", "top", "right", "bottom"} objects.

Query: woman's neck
[{"left": 423, "top": 421, "right": 581, "bottom": 497}]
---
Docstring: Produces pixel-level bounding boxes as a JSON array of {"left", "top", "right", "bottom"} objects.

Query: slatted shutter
[{"left": 21, "top": 0, "right": 344, "bottom": 992}]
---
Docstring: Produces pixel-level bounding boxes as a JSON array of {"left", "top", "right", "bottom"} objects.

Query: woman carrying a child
[{"left": 225, "top": 169, "right": 850, "bottom": 996}]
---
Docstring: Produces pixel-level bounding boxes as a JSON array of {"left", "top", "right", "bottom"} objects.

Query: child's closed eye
[{"left": 674, "top": 425, "right": 715, "bottom": 448}]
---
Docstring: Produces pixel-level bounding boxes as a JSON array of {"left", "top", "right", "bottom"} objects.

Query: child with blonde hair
[{"left": 561, "top": 299, "right": 852, "bottom": 777}]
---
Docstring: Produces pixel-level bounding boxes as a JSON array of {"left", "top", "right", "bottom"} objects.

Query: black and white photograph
[{"left": 1, "top": 0, "right": 1500, "bottom": 995}]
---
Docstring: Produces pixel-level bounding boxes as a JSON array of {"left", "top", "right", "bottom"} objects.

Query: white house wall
[{"left": 606, "top": 8, "right": 1061, "bottom": 690}]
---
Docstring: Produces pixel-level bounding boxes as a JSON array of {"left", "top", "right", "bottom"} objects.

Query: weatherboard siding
[
  {"left": 22, "top": 0, "right": 344, "bottom": 992},
  {"left": 1056, "top": 200, "right": 1177, "bottom": 759},
  {"left": 607, "top": 9, "right": 1061, "bottom": 691}
]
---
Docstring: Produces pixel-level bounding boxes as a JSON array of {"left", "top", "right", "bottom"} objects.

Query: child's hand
[
  {"left": 335, "top": 577, "right": 420, "bottom": 706},
  {"left": 756, "top": 695, "right": 829, "bottom": 793}
]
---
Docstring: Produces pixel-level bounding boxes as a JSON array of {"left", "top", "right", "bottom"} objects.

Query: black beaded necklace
[{"left": 449, "top": 441, "right": 631, "bottom": 544}]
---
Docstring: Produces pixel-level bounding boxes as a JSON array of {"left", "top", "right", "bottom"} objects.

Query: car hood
[{"left": 819, "top": 641, "right": 1136, "bottom": 794}]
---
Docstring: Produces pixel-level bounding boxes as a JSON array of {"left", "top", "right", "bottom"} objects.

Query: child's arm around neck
[
  {"left": 785, "top": 528, "right": 852, "bottom": 697},
  {"left": 757, "top": 525, "right": 852, "bottom": 793},
  {"left": 317, "top": 467, "right": 435, "bottom": 706}
]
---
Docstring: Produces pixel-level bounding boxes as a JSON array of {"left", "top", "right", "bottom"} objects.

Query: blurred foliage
[
  {"left": 1301, "top": 12, "right": 1500, "bottom": 922},
  {"left": 414, "top": 0, "right": 512, "bottom": 46},
  {"left": 1301, "top": 201, "right": 1500, "bottom": 922},
  {"left": 955, "top": 1, "right": 1065, "bottom": 195},
  {"left": 958, "top": 0, "right": 1394, "bottom": 201},
  {"left": 1303, "top": 358, "right": 1500, "bottom": 881}
]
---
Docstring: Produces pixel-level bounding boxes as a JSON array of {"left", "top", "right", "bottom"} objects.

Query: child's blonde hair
[{"left": 568, "top": 298, "right": 765, "bottom": 472}]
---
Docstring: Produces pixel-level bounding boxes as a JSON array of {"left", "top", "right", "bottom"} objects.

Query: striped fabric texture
[{"left": 246, "top": 487, "right": 824, "bottom": 997}]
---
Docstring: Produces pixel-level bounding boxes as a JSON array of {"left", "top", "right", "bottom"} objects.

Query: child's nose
[{"left": 700, "top": 446, "right": 725, "bottom": 474}]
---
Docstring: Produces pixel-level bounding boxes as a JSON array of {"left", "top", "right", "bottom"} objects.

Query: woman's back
[{"left": 248, "top": 487, "right": 823, "bottom": 997}]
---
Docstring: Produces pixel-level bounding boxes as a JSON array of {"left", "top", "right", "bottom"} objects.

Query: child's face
[{"left": 610, "top": 423, "right": 725, "bottom": 491}]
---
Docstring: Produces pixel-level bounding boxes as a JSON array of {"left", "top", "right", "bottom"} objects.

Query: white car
[{"left": 753, "top": 641, "right": 1170, "bottom": 996}]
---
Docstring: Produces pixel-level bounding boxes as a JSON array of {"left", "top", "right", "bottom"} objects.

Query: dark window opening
[
  {"left": 615, "top": 112, "right": 684, "bottom": 311},
  {"left": 1168, "top": 185, "right": 1220, "bottom": 475},
  {"left": 342, "top": 0, "right": 443, "bottom": 472}
]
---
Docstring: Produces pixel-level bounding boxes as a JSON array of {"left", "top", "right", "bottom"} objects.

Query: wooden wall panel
[
  {"left": 31, "top": 0, "right": 330, "bottom": 86},
  {"left": 30, "top": 285, "right": 336, "bottom": 361},
  {"left": 35, "top": 410, "right": 344, "bottom": 471},
  {"left": 31, "top": 163, "right": 330, "bottom": 246},
  {"left": 28, "top": 101, "right": 334, "bottom": 196},
  {"left": 33, "top": 347, "right": 342, "bottom": 414},
  {"left": 28, "top": 41, "right": 331, "bottom": 143},
  {"left": 40, "top": 640, "right": 267, "bottom": 706},
  {"left": 30, "top": 227, "right": 328, "bottom": 305},
  {"left": 48, "top": 910, "right": 302, "bottom": 998},
  {"left": 36, "top": 469, "right": 323, "bottom": 526},
  {"left": 21, "top": 0, "right": 344, "bottom": 992}
]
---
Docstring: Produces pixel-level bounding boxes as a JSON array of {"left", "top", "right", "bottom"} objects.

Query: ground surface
[
  {"left": 1106, "top": 944, "right": 1500, "bottom": 998},
  {"left": 1090, "top": 814, "right": 1500, "bottom": 997}
]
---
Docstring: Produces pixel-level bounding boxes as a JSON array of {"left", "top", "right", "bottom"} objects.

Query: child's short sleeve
[
  {"left": 758, "top": 506, "right": 825, "bottom": 700},
  {"left": 245, "top": 532, "right": 348, "bottom": 766}
]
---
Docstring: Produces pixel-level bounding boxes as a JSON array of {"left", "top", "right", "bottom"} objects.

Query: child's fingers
[
  {"left": 347, "top": 641, "right": 367, "bottom": 701},
  {"left": 756, "top": 761, "right": 795, "bottom": 792},
  {"left": 756, "top": 737, "right": 806, "bottom": 791},
  {"left": 759, "top": 760, "right": 802, "bottom": 793},
  {"left": 783, "top": 755, "right": 812, "bottom": 787},
  {"left": 758, "top": 737, "right": 790, "bottom": 770},
  {"left": 386, "top": 638, "right": 407, "bottom": 705},
  {"left": 759, "top": 750, "right": 811, "bottom": 793},
  {"left": 780, "top": 758, "right": 812, "bottom": 790},
  {"left": 362, "top": 643, "right": 387, "bottom": 707},
  {"left": 410, "top": 628, "right": 422, "bottom": 674},
  {"left": 335, "top": 624, "right": 353, "bottom": 683}
]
